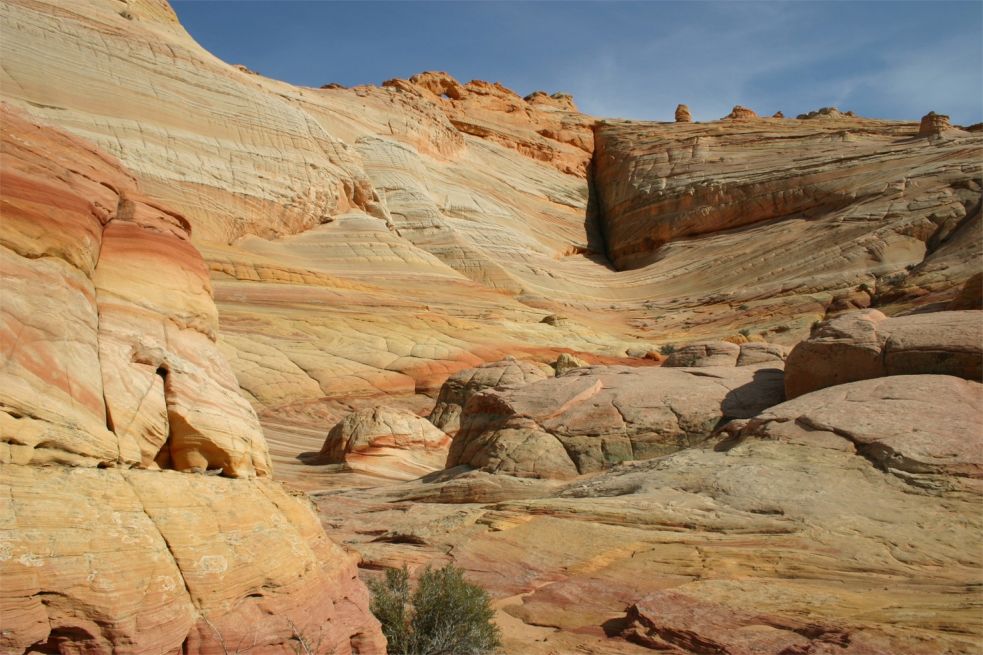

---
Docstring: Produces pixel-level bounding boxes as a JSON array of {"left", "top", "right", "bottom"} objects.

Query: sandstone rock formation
[
  {"left": 741, "top": 374, "right": 983, "bottom": 491},
  {"left": 554, "top": 352, "right": 589, "bottom": 374},
  {"left": 724, "top": 105, "right": 758, "bottom": 120},
  {"left": 0, "top": 106, "right": 384, "bottom": 654},
  {"left": 448, "top": 364, "right": 785, "bottom": 478},
  {"left": 1, "top": 0, "right": 979, "bottom": 428},
  {"left": 918, "top": 110, "right": 952, "bottom": 137},
  {"left": 592, "top": 113, "right": 982, "bottom": 330},
  {"left": 674, "top": 104, "right": 692, "bottom": 122},
  {"left": 317, "top": 406, "right": 451, "bottom": 480},
  {"left": 429, "top": 358, "right": 555, "bottom": 436},
  {"left": 784, "top": 309, "right": 983, "bottom": 398},
  {"left": 797, "top": 106, "right": 849, "bottom": 119},
  {"left": 663, "top": 341, "right": 741, "bottom": 367},
  {"left": 321, "top": 372, "right": 982, "bottom": 655},
  {"left": 662, "top": 341, "right": 787, "bottom": 367}
]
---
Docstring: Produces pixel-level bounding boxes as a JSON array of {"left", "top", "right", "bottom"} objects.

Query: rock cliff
[
  {"left": 1, "top": 1, "right": 982, "bottom": 654},
  {"left": 0, "top": 106, "right": 384, "bottom": 654}
]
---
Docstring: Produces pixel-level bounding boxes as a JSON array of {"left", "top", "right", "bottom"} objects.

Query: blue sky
[{"left": 172, "top": 1, "right": 983, "bottom": 125}]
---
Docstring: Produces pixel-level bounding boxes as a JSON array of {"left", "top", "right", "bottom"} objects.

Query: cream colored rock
[
  {"left": 784, "top": 309, "right": 983, "bottom": 398},
  {"left": 317, "top": 406, "right": 451, "bottom": 480},
  {"left": 554, "top": 352, "right": 589, "bottom": 374},
  {"left": 429, "top": 358, "right": 555, "bottom": 436},
  {"left": 448, "top": 364, "right": 785, "bottom": 479},
  {"left": 663, "top": 341, "right": 741, "bottom": 367},
  {"left": 0, "top": 107, "right": 384, "bottom": 653}
]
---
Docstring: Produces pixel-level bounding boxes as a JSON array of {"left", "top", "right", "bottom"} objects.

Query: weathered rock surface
[
  {"left": 317, "top": 406, "right": 450, "bottom": 480},
  {"left": 318, "top": 373, "right": 983, "bottom": 655},
  {"left": 674, "top": 104, "right": 692, "bottom": 123},
  {"left": 448, "top": 364, "right": 785, "bottom": 478},
  {"left": 724, "top": 105, "right": 759, "bottom": 120},
  {"left": 785, "top": 309, "right": 983, "bottom": 398},
  {"left": 1, "top": 0, "right": 978, "bottom": 434},
  {"left": 918, "top": 110, "right": 953, "bottom": 137},
  {"left": 429, "top": 358, "right": 555, "bottom": 435},
  {"left": 0, "top": 107, "right": 383, "bottom": 654},
  {"left": 592, "top": 115, "right": 982, "bottom": 335},
  {"left": 742, "top": 374, "right": 983, "bottom": 491},
  {"left": 663, "top": 340, "right": 741, "bottom": 367},
  {"left": 554, "top": 352, "right": 590, "bottom": 374},
  {"left": 659, "top": 341, "right": 786, "bottom": 368}
]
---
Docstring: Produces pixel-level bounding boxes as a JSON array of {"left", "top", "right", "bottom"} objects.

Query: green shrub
[
  {"left": 738, "top": 328, "right": 751, "bottom": 337},
  {"left": 369, "top": 565, "right": 501, "bottom": 655},
  {"left": 659, "top": 343, "right": 676, "bottom": 355}
]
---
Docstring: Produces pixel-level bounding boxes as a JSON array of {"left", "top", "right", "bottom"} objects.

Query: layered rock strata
[
  {"left": 317, "top": 406, "right": 450, "bottom": 480},
  {"left": 0, "top": 107, "right": 384, "bottom": 654}
]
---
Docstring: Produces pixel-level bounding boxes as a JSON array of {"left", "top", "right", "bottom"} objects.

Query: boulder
[
  {"left": 674, "top": 104, "right": 692, "bottom": 122},
  {"left": 448, "top": 364, "right": 785, "bottom": 479},
  {"left": 736, "top": 342, "right": 787, "bottom": 366},
  {"left": 318, "top": 406, "right": 450, "bottom": 480},
  {"left": 429, "top": 358, "right": 554, "bottom": 435},
  {"left": 554, "top": 352, "right": 589, "bottom": 374},
  {"left": 663, "top": 341, "right": 740, "bottom": 367},
  {"left": 784, "top": 309, "right": 983, "bottom": 398}
]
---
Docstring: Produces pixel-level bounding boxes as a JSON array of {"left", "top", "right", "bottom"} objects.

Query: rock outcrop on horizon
[
  {"left": 0, "top": 106, "right": 384, "bottom": 654},
  {"left": 674, "top": 103, "right": 692, "bottom": 122}
]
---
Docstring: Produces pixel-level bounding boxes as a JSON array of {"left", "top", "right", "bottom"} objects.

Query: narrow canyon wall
[{"left": 0, "top": 106, "right": 384, "bottom": 654}]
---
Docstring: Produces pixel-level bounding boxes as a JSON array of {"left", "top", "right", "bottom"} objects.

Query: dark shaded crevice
[{"left": 585, "top": 122, "right": 614, "bottom": 269}]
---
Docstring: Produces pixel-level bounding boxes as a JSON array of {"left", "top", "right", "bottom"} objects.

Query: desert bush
[
  {"left": 659, "top": 343, "right": 676, "bottom": 355},
  {"left": 369, "top": 564, "right": 501, "bottom": 655}
]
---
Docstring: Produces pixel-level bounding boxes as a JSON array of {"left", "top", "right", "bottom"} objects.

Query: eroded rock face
[
  {"left": 429, "top": 358, "right": 555, "bottom": 436},
  {"left": 663, "top": 341, "right": 741, "bottom": 367},
  {"left": 448, "top": 364, "right": 785, "bottom": 479},
  {"left": 724, "top": 105, "right": 758, "bottom": 120},
  {"left": 919, "top": 111, "right": 952, "bottom": 137},
  {"left": 0, "top": 107, "right": 383, "bottom": 654},
  {"left": 318, "top": 406, "right": 450, "bottom": 480},
  {"left": 784, "top": 309, "right": 983, "bottom": 398},
  {"left": 674, "top": 104, "right": 692, "bottom": 122}
]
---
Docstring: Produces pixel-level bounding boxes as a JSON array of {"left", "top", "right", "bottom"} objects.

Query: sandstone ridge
[{"left": 0, "top": 106, "right": 385, "bottom": 654}]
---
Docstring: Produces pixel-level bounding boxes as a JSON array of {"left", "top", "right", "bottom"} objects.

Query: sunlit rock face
[
  {"left": 0, "top": 106, "right": 385, "bottom": 655},
  {"left": 3, "top": 0, "right": 978, "bottom": 432}
]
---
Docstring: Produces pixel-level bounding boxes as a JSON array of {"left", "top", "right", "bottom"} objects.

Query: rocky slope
[
  {"left": 1, "top": 1, "right": 982, "bottom": 654},
  {"left": 2, "top": 0, "right": 979, "bottom": 437},
  {"left": 0, "top": 106, "right": 384, "bottom": 654}
]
